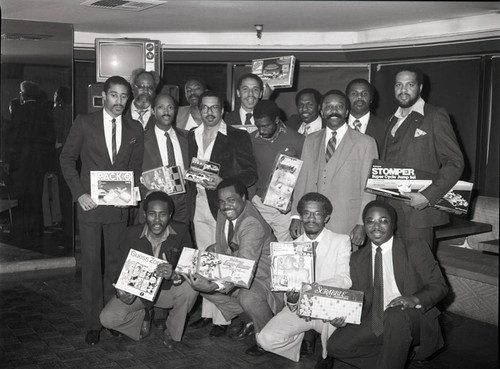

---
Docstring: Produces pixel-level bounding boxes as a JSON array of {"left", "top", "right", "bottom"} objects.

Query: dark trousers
[{"left": 327, "top": 307, "right": 421, "bottom": 369}]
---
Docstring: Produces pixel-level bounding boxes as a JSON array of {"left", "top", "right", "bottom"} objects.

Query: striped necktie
[
  {"left": 136, "top": 109, "right": 147, "bottom": 126},
  {"left": 325, "top": 131, "right": 337, "bottom": 163},
  {"left": 353, "top": 119, "right": 361, "bottom": 131},
  {"left": 111, "top": 118, "right": 117, "bottom": 164}
]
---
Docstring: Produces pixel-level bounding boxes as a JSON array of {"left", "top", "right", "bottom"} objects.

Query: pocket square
[
  {"left": 414, "top": 128, "right": 427, "bottom": 138},
  {"left": 130, "top": 137, "right": 137, "bottom": 144}
]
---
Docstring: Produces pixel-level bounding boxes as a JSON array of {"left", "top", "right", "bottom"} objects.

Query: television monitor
[{"left": 95, "top": 38, "right": 161, "bottom": 83}]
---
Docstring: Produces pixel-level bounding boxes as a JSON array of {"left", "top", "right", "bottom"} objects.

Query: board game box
[
  {"left": 185, "top": 157, "right": 221, "bottom": 184},
  {"left": 115, "top": 249, "right": 165, "bottom": 302},
  {"left": 365, "top": 159, "right": 473, "bottom": 215},
  {"left": 298, "top": 283, "right": 364, "bottom": 325},
  {"left": 270, "top": 241, "right": 315, "bottom": 291},
  {"left": 263, "top": 154, "right": 303, "bottom": 212},
  {"left": 252, "top": 55, "right": 296, "bottom": 88},
  {"left": 175, "top": 248, "right": 256, "bottom": 288},
  {"left": 141, "top": 165, "right": 186, "bottom": 196},
  {"left": 90, "top": 171, "right": 135, "bottom": 206}
]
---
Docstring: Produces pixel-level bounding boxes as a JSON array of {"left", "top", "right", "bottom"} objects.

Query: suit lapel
[
  {"left": 144, "top": 129, "right": 163, "bottom": 169},
  {"left": 327, "top": 128, "right": 355, "bottom": 178},
  {"left": 315, "top": 130, "right": 328, "bottom": 184},
  {"left": 359, "top": 247, "right": 374, "bottom": 310},
  {"left": 173, "top": 127, "right": 190, "bottom": 169},
  {"left": 398, "top": 112, "right": 424, "bottom": 158},
  {"left": 392, "top": 238, "right": 407, "bottom": 294},
  {"left": 95, "top": 111, "right": 113, "bottom": 166},
  {"left": 210, "top": 132, "right": 228, "bottom": 162}
]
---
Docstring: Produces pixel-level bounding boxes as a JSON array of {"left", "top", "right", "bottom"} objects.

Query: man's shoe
[
  {"left": 314, "top": 356, "right": 334, "bottom": 369},
  {"left": 300, "top": 339, "right": 315, "bottom": 358},
  {"left": 140, "top": 308, "right": 152, "bottom": 339},
  {"left": 245, "top": 344, "right": 267, "bottom": 356},
  {"left": 227, "top": 321, "right": 244, "bottom": 339},
  {"left": 190, "top": 317, "right": 211, "bottom": 329},
  {"left": 209, "top": 324, "right": 228, "bottom": 337},
  {"left": 85, "top": 330, "right": 100, "bottom": 345},
  {"left": 233, "top": 322, "right": 255, "bottom": 341},
  {"left": 162, "top": 330, "right": 175, "bottom": 350}
]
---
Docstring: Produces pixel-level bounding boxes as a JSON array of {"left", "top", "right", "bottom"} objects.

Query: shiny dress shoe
[
  {"left": 227, "top": 321, "right": 244, "bottom": 339},
  {"left": 300, "top": 338, "right": 315, "bottom": 358},
  {"left": 314, "top": 356, "right": 334, "bottom": 369},
  {"left": 233, "top": 322, "right": 255, "bottom": 341},
  {"left": 140, "top": 308, "right": 152, "bottom": 339},
  {"left": 162, "top": 329, "right": 175, "bottom": 349},
  {"left": 209, "top": 324, "right": 228, "bottom": 337},
  {"left": 245, "top": 344, "right": 267, "bottom": 356},
  {"left": 85, "top": 330, "right": 100, "bottom": 345},
  {"left": 190, "top": 317, "right": 212, "bottom": 329}
]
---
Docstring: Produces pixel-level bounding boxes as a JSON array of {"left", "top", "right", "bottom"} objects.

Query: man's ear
[
  {"left": 236, "top": 89, "right": 241, "bottom": 98},
  {"left": 419, "top": 84, "right": 423, "bottom": 94},
  {"left": 324, "top": 214, "right": 331, "bottom": 224}
]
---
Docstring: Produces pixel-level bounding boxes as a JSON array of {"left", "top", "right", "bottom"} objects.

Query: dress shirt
[
  {"left": 140, "top": 223, "right": 172, "bottom": 259},
  {"left": 391, "top": 97, "right": 426, "bottom": 136},
  {"left": 301, "top": 230, "right": 323, "bottom": 281},
  {"left": 103, "top": 109, "right": 122, "bottom": 163},
  {"left": 298, "top": 115, "right": 322, "bottom": 135},
  {"left": 130, "top": 101, "right": 152, "bottom": 129},
  {"left": 324, "top": 123, "right": 348, "bottom": 152},
  {"left": 154, "top": 125, "right": 185, "bottom": 169},
  {"left": 223, "top": 218, "right": 238, "bottom": 245},
  {"left": 239, "top": 107, "right": 254, "bottom": 125},
  {"left": 348, "top": 113, "right": 370, "bottom": 134},
  {"left": 370, "top": 237, "right": 401, "bottom": 310}
]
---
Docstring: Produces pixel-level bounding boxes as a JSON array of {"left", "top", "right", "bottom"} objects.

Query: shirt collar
[
  {"left": 103, "top": 108, "right": 121, "bottom": 123},
  {"left": 303, "top": 228, "right": 325, "bottom": 243},
  {"left": 394, "top": 97, "right": 425, "bottom": 119},
  {"left": 155, "top": 124, "right": 173, "bottom": 136},
  {"left": 194, "top": 120, "right": 227, "bottom": 137},
  {"left": 348, "top": 112, "right": 370, "bottom": 126},
  {"left": 326, "top": 122, "right": 348, "bottom": 136},
  {"left": 371, "top": 236, "right": 394, "bottom": 253}
]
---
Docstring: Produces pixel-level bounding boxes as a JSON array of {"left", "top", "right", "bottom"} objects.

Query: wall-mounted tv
[{"left": 95, "top": 38, "right": 161, "bottom": 83}]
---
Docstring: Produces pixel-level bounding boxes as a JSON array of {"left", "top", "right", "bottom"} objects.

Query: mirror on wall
[{"left": 1, "top": 19, "right": 74, "bottom": 264}]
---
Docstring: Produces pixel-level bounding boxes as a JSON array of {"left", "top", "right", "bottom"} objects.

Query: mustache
[{"left": 326, "top": 113, "right": 343, "bottom": 119}]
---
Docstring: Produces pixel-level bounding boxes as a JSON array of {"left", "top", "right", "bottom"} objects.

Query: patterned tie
[
  {"left": 165, "top": 131, "right": 176, "bottom": 167},
  {"left": 353, "top": 119, "right": 361, "bottom": 131},
  {"left": 111, "top": 118, "right": 117, "bottom": 164},
  {"left": 244, "top": 113, "right": 253, "bottom": 125},
  {"left": 136, "top": 109, "right": 147, "bottom": 126},
  {"left": 325, "top": 131, "right": 337, "bottom": 163},
  {"left": 304, "top": 124, "right": 310, "bottom": 136},
  {"left": 372, "top": 246, "right": 384, "bottom": 336}
]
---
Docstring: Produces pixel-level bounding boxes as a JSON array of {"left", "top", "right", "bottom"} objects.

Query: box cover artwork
[
  {"left": 251, "top": 55, "right": 296, "bottom": 88},
  {"left": 185, "top": 157, "right": 221, "bottom": 184},
  {"left": 90, "top": 171, "right": 135, "bottom": 206},
  {"left": 175, "top": 248, "right": 256, "bottom": 288},
  {"left": 365, "top": 159, "right": 473, "bottom": 215},
  {"left": 270, "top": 241, "right": 316, "bottom": 291},
  {"left": 115, "top": 249, "right": 164, "bottom": 302},
  {"left": 298, "top": 283, "right": 364, "bottom": 325},
  {"left": 141, "top": 165, "right": 186, "bottom": 196}
]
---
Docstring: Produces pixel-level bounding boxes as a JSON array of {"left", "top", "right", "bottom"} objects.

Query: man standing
[
  {"left": 346, "top": 79, "right": 387, "bottom": 153},
  {"left": 176, "top": 77, "right": 206, "bottom": 130},
  {"left": 187, "top": 91, "right": 257, "bottom": 336},
  {"left": 186, "top": 178, "right": 284, "bottom": 356},
  {"left": 250, "top": 100, "right": 304, "bottom": 241},
  {"left": 258, "top": 192, "right": 351, "bottom": 362},
  {"left": 100, "top": 191, "right": 198, "bottom": 348},
  {"left": 381, "top": 66, "right": 464, "bottom": 248},
  {"left": 324, "top": 201, "right": 448, "bottom": 369},
  {"left": 225, "top": 73, "right": 264, "bottom": 126},
  {"left": 125, "top": 68, "right": 161, "bottom": 131},
  {"left": 290, "top": 90, "right": 378, "bottom": 249},
  {"left": 60, "top": 76, "right": 144, "bottom": 345},
  {"left": 285, "top": 88, "right": 324, "bottom": 136}
]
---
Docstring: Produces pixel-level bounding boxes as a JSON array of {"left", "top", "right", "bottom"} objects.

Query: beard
[{"left": 134, "top": 93, "right": 153, "bottom": 109}]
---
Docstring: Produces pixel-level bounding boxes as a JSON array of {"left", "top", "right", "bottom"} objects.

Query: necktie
[
  {"left": 353, "top": 119, "right": 361, "bottom": 131},
  {"left": 165, "top": 131, "right": 176, "bottom": 167},
  {"left": 137, "top": 109, "right": 147, "bottom": 126},
  {"left": 304, "top": 124, "right": 310, "bottom": 136},
  {"left": 227, "top": 221, "right": 238, "bottom": 252},
  {"left": 325, "top": 131, "right": 337, "bottom": 163},
  {"left": 111, "top": 118, "right": 117, "bottom": 164},
  {"left": 244, "top": 113, "right": 253, "bottom": 125},
  {"left": 372, "top": 246, "right": 384, "bottom": 336}
]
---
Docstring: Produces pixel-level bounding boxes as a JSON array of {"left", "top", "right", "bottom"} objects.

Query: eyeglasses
[
  {"left": 301, "top": 210, "right": 325, "bottom": 219},
  {"left": 135, "top": 85, "right": 155, "bottom": 92},
  {"left": 200, "top": 105, "right": 221, "bottom": 114}
]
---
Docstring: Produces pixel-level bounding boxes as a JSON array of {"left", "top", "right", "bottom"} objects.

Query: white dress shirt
[
  {"left": 391, "top": 97, "right": 426, "bottom": 136},
  {"left": 371, "top": 236, "right": 401, "bottom": 310},
  {"left": 298, "top": 115, "right": 323, "bottom": 135},
  {"left": 184, "top": 113, "right": 199, "bottom": 131},
  {"left": 239, "top": 107, "right": 255, "bottom": 125},
  {"left": 103, "top": 109, "right": 122, "bottom": 163},
  {"left": 130, "top": 101, "right": 152, "bottom": 129},
  {"left": 154, "top": 125, "right": 185, "bottom": 169},
  {"left": 348, "top": 112, "right": 370, "bottom": 134}
]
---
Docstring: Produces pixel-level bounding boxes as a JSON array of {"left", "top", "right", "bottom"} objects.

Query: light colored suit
[
  {"left": 292, "top": 127, "right": 378, "bottom": 234},
  {"left": 258, "top": 229, "right": 352, "bottom": 361}
]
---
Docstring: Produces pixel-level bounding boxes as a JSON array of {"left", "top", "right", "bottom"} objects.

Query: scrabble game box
[
  {"left": 141, "top": 165, "right": 186, "bottom": 196},
  {"left": 252, "top": 55, "right": 296, "bottom": 89},
  {"left": 270, "top": 241, "right": 315, "bottom": 291},
  {"left": 365, "top": 159, "right": 473, "bottom": 216},
  {"left": 175, "top": 248, "right": 256, "bottom": 288},
  {"left": 298, "top": 283, "right": 364, "bottom": 325},
  {"left": 90, "top": 171, "right": 135, "bottom": 206}
]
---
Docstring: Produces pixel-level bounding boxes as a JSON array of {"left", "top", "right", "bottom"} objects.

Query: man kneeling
[{"left": 100, "top": 191, "right": 198, "bottom": 347}]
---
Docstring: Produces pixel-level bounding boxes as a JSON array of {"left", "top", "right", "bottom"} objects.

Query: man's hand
[
  {"left": 115, "top": 288, "right": 136, "bottom": 305},
  {"left": 262, "top": 83, "right": 275, "bottom": 100},
  {"left": 156, "top": 263, "right": 173, "bottom": 280},
  {"left": 78, "top": 193, "right": 98, "bottom": 211},
  {"left": 289, "top": 219, "right": 303, "bottom": 239},
  {"left": 286, "top": 289, "right": 300, "bottom": 304},
  {"left": 350, "top": 224, "right": 366, "bottom": 247},
  {"left": 405, "top": 192, "right": 430, "bottom": 210},
  {"left": 387, "top": 295, "right": 421, "bottom": 310},
  {"left": 327, "top": 317, "right": 347, "bottom": 328},
  {"left": 202, "top": 175, "right": 223, "bottom": 191},
  {"left": 185, "top": 272, "right": 219, "bottom": 293}
]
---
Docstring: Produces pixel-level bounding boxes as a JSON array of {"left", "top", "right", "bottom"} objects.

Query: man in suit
[
  {"left": 285, "top": 88, "right": 324, "bottom": 136},
  {"left": 289, "top": 90, "right": 378, "bottom": 249},
  {"left": 258, "top": 192, "right": 351, "bottom": 362},
  {"left": 187, "top": 90, "right": 257, "bottom": 336},
  {"left": 346, "top": 78, "right": 387, "bottom": 153},
  {"left": 186, "top": 178, "right": 284, "bottom": 356},
  {"left": 176, "top": 77, "right": 206, "bottom": 130},
  {"left": 100, "top": 192, "right": 198, "bottom": 348},
  {"left": 381, "top": 66, "right": 464, "bottom": 248},
  {"left": 60, "top": 76, "right": 144, "bottom": 345},
  {"left": 225, "top": 73, "right": 264, "bottom": 126},
  {"left": 124, "top": 68, "right": 161, "bottom": 131},
  {"left": 322, "top": 201, "right": 448, "bottom": 369}
]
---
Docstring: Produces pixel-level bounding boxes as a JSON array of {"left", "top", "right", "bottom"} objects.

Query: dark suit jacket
[
  {"left": 119, "top": 222, "right": 194, "bottom": 306},
  {"left": 187, "top": 124, "right": 257, "bottom": 219},
  {"left": 350, "top": 237, "right": 448, "bottom": 360},
  {"left": 224, "top": 110, "right": 242, "bottom": 126},
  {"left": 124, "top": 106, "right": 155, "bottom": 131},
  {"left": 284, "top": 114, "right": 302, "bottom": 132},
  {"left": 381, "top": 103, "right": 464, "bottom": 228},
  {"left": 60, "top": 109, "right": 144, "bottom": 222},
  {"left": 364, "top": 113, "right": 388, "bottom": 155},
  {"left": 142, "top": 124, "right": 190, "bottom": 222}
]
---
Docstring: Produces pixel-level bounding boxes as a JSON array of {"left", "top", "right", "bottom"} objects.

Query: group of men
[{"left": 59, "top": 64, "right": 464, "bottom": 369}]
